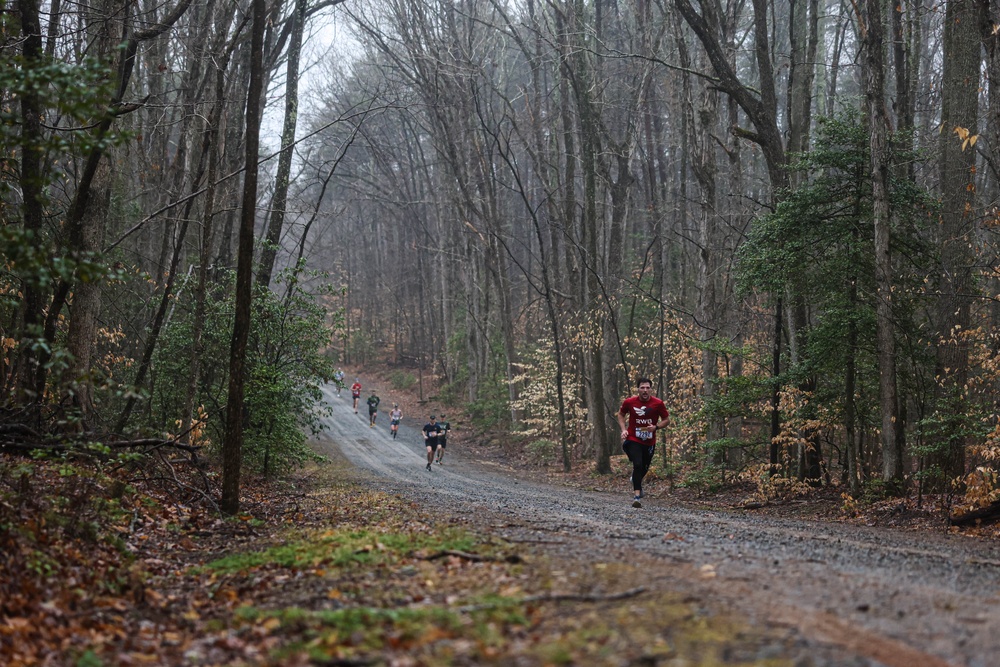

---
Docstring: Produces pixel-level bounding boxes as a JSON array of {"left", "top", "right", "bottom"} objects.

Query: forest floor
[
  {"left": 1, "top": 435, "right": 821, "bottom": 666},
  {"left": 3, "top": 367, "right": 1000, "bottom": 665}
]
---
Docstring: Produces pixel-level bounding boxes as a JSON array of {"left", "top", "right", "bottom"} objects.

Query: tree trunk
[
  {"left": 683, "top": 43, "right": 722, "bottom": 449},
  {"left": 892, "top": 0, "right": 914, "bottom": 175},
  {"left": 181, "top": 62, "right": 228, "bottom": 445},
  {"left": 933, "top": 0, "right": 981, "bottom": 484},
  {"left": 862, "top": 0, "right": 904, "bottom": 486},
  {"left": 256, "top": 0, "right": 307, "bottom": 289},
  {"left": 574, "top": 28, "right": 613, "bottom": 473},
  {"left": 14, "top": 0, "right": 46, "bottom": 408},
  {"left": 65, "top": 161, "right": 110, "bottom": 426},
  {"left": 222, "top": 0, "right": 267, "bottom": 516}
]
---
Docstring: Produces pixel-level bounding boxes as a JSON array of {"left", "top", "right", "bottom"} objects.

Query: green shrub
[
  {"left": 527, "top": 439, "right": 557, "bottom": 465},
  {"left": 389, "top": 370, "right": 416, "bottom": 391},
  {"left": 149, "top": 265, "right": 337, "bottom": 477}
]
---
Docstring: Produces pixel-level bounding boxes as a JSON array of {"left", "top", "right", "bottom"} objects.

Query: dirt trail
[{"left": 315, "top": 383, "right": 1000, "bottom": 667}]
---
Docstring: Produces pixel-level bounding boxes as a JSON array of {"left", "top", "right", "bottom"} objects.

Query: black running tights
[{"left": 622, "top": 439, "right": 655, "bottom": 492}]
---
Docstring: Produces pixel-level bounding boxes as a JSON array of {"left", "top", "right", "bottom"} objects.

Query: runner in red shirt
[
  {"left": 617, "top": 377, "right": 669, "bottom": 508},
  {"left": 351, "top": 379, "right": 362, "bottom": 413}
]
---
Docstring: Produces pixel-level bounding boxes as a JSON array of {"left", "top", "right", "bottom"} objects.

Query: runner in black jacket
[{"left": 422, "top": 415, "right": 440, "bottom": 471}]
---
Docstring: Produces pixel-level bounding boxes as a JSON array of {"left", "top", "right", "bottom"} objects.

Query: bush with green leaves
[
  {"left": 1, "top": 42, "right": 122, "bottom": 377},
  {"left": 389, "top": 370, "right": 416, "bottom": 391},
  {"left": 150, "top": 267, "right": 339, "bottom": 477},
  {"left": 441, "top": 324, "right": 512, "bottom": 431},
  {"left": 527, "top": 438, "right": 557, "bottom": 465}
]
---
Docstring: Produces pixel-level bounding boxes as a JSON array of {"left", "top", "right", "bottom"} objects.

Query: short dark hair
[{"left": 637, "top": 377, "right": 653, "bottom": 387}]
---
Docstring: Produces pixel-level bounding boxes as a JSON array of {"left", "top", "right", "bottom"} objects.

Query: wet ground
[{"left": 315, "top": 384, "right": 1000, "bottom": 667}]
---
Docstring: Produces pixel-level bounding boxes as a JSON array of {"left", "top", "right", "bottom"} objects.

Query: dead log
[
  {"left": 949, "top": 500, "right": 1000, "bottom": 527},
  {"left": 0, "top": 437, "right": 201, "bottom": 457}
]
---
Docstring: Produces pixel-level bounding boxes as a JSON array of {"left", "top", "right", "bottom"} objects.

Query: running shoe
[
  {"left": 632, "top": 498, "right": 642, "bottom": 508},
  {"left": 426, "top": 462, "right": 432, "bottom": 471}
]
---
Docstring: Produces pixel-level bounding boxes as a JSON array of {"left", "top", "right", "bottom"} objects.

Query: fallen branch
[
  {"left": 153, "top": 447, "right": 220, "bottom": 513},
  {"left": 312, "top": 657, "right": 376, "bottom": 667},
  {"left": 503, "top": 537, "right": 566, "bottom": 545},
  {"left": 105, "top": 438, "right": 202, "bottom": 454},
  {"left": 415, "top": 549, "right": 523, "bottom": 564},
  {"left": 0, "top": 423, "right": 43, "bottom": 439},
  {"left": 457, "top": 586, "right": 647, "bottom": 613}
]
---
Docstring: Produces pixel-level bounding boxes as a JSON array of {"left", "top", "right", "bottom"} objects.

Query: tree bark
[
  {"left": 14, "top": 0, "right": 46, "bottom": 407},
  {"left": 222, "top": 0, "right": 267, "bottom": 516},
  {"left": 933, "top": 0, "right": 981, "bottom": 484},
  {"left": 861, "top": 0, "right": 904, "bottom": 485},
  {"left": 256, "top": 0, "right": 308, "bottom": 289}
]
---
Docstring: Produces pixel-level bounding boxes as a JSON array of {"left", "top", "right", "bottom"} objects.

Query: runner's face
[{"left": 637, "top": 383, "right": 652, "bottom": 400}]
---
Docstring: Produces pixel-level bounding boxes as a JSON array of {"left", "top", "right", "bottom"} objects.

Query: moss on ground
[{"left": 189, "top": 460, "right": 796, "bottom": 666}]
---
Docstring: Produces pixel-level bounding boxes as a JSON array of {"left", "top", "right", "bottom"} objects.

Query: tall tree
[
  {"left": 14, "top": 0, "right": 46, "bottom": 408},
  {"left": 860, "top": 0, "right": 904, "bottom": 485},
  {"left": 933, "top": 0, "right": 982, "bottom": 482},
  {"left": 256, "top": 0, "right": 308, "bottom": 289},
  {"left": 222, "top": 0, "right": 267, "bottom": 515}
]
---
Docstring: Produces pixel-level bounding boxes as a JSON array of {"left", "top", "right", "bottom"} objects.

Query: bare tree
[
  {"left": 222, "top": 0, "right": 268, "bottom": 515},
  {"left": 931, "top": 0, "right": 982, "bottom": 484},
  {"left": 860, "top": 0, "right": 903, "bottom": 485}
]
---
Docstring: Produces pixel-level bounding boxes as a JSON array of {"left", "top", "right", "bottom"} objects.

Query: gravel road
[{"left": 313, "top": 384, "right": 1000, "bottom": 667}]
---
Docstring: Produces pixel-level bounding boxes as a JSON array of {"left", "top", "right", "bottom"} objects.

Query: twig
[
  {"left": 501, "top": 537, "right": 566, "bottom": 545},
  {"left": 154, "top": 449, "right": 220, "bottom": 514}
]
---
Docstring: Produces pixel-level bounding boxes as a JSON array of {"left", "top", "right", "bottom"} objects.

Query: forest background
[{"left": 3, "top": 0, "right": 1000, "bottom": 514}]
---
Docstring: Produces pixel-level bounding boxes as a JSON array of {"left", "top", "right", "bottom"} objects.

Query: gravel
[{"left": 314, "top": 384, "right": 1000, "bottom": 667}]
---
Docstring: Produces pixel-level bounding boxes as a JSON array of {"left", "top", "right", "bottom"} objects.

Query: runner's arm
[{"left": 655, "top": 406, "right": 669, "bottom": 430}]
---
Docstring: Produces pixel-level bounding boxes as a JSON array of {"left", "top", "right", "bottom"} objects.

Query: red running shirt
[
  {"left": 351, "top": 382, "right": 362, "bottom": 397},
  {"left": 619, "top": 395, "right": 669, "bottom": 443}
]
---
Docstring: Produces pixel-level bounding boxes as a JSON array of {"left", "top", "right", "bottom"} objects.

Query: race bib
[{"left": 636, "top": 429, "right": 653, "bottom": 440}]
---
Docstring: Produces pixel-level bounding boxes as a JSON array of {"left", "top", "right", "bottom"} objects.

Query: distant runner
[
  {"left": 351, "top": 379, "right": 362, "bottom": 413},
  {"left": 333, "top": 369, "right": 345, "bottom": 396},
  {"left": 389, "top": 404, "right": 402, "bottom": 439},
  {"left": 367, "top": 391, "right": 380, "bottom": 427},
  {"left": 434, "top": 414, "right": 451, "bottom": 464},
  {"left": 617, "top": 377, "right": 669, "bottom": 508},
  {"left": 422, "top": 414, "right": 441, "bottom": 471}
]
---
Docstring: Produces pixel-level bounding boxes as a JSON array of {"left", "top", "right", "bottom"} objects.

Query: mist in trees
[
  {"left": 5, "top": 0, "right": 1000, "bottom": 508},
  {"left": 297, "top": 0, "right": 1000, "bottom": 502}
]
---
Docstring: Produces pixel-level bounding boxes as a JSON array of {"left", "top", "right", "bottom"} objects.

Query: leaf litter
[{"left": 1, "top": 454, "right": 803, "bottom": 666}]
